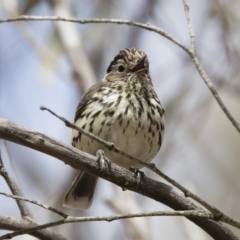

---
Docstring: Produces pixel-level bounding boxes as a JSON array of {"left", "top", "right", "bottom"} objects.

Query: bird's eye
[{"left": 118, "top": 65, "right": 125, "bottom": 73}]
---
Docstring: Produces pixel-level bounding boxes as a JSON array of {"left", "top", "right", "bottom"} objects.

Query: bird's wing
[{"left": 74, "top": 82, "right": 104, "bottom": 122}]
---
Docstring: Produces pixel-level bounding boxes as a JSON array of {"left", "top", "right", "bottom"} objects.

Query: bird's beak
[{"left": 130, "top": 56, "right": 146, "bottom": 74}]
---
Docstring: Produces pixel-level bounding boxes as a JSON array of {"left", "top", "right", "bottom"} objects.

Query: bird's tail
[{"left": 63, "top": 171, "right": 98, "bottom": 209}]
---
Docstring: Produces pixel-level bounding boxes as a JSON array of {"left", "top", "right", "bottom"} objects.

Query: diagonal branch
[
  {"left": 1, "top": 15, "right": 239, "bottom": 134},
  {"left": 0, "top": 117, "right": 239, "bottom": 240},
  {"left": 40, "top": 106, "right": 223, "bottom": 220},
  {"left": 0, "top": 192, "right": 67, "bottom": 218},
  {"left": 182, "top": 0, "right": 195, "bottom": 51},
  {"left": 182, "top": 0, "right": 240, "bottom": 134},
  {"left": 0, "top": 216, "right": 67, "bottom": 240},
  {"left": 0, "top": 151, "right": 29, "bottom": 218}
]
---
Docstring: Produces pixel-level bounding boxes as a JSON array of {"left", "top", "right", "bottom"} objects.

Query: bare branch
[
  {"left": 181, "top": 1, "right": 240, "bottom": 134},
  {"left": 0, "top": 152, "right": 29, "bottom": 218},
  {"left": 40, "top": 106, "right": 151, "bottom": 170},
  {"left": 40, "top": 106, "right": 223, "bottom": 220},
  {"left": 0, "top": 147, "right": 67, "bottom": 240},
  {"left": 1, "top": 15, "right": 239, "bottom": 134},
  {"left": 0, "top": 216, "right": 67, "bottom": 240},
  {"left": 0, "top": 192, "right": 68, "bottom": 218},
  {"left": 0, "top": 16, "right": 189, "bottom": 51},
  {"left": 0, "top": 210, "right": 214, "bottom": 239},
  {"left": 182, "top": 0, "right": 195, "bottom": 51},
  {"left": 0, "top": 117, "right": 239, "bottom": 240}
]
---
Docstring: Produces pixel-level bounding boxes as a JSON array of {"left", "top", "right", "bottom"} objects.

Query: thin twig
[
  {"left": 0, "top": 210, "right": 213, "bottom": 239},
  {"left": 0, "top": 192, "right": 68, "bottom": 218},
  {"left": 40, "top": 106, "right": 224, "bottom": 220},
  {"left": 182, "top": 0, "right": 195, "bottom": 51},
  {"left": 181, "top": 1, "right": 240, "bottom": 133},
  {"left": 1, "top": 15, "right": 239, "bottom": 134},
  {"left": 0, "top": 151, "right": 29, "bottom": 218},
  {"left": 40, "top": 106, "right": 152, "bottom": 168},
  {"left": 0, "top": 16, "right": 188, "bottom": 51},
  {"left": 0, "top": 216, "right": 67, "bottom": 240}
]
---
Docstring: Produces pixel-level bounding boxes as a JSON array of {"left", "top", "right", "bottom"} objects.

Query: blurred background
[{"left": 1, "top": 0, "right": 240, "bottom": 239}]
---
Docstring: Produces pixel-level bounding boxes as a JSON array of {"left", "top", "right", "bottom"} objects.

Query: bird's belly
[
  {"left": 100, "top": 121, "right": 159, "bottom": 168},
  {"left": 73, "top": 107, "right": 161, "bottom": 169}
]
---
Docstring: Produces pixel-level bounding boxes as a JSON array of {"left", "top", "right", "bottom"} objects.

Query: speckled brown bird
[{"left": 63, "top": 48, "right": 165, "bottom": 209}]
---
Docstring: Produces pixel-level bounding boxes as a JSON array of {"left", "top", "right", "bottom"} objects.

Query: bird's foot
[
  {"left": 96, "top": 149, "right": 111, "bottom": 177},
  {"left": 122, "top": 167, "right": 145, "bottom": 191},
  {"left": 130, "top": 167, "right": 145, "bottom": 178}
]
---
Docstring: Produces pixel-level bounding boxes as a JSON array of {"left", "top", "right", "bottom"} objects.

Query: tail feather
[{"left": 63, "top": 171, "right": 98, "bottom": 209}]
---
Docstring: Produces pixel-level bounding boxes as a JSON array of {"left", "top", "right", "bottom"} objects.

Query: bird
[{"left": 63, "top": 48, "right": 165, "bottom": 209}]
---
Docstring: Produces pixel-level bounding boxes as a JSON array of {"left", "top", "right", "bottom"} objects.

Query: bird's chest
[{"left": 72, "top": 91, "right": 163, "bottom": 168}]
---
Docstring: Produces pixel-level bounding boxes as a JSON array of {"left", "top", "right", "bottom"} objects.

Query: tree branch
[
  {"left": 0, "top": 190, "right": 216, "bottom": 239},
  {"left": 0, "top": 16, "right": 188, "bottom": 51},
  {"left": 1, "top": 15, "right": 239, "bottom": 134},
  {"left": 0, "top": 192, "right": 67, "bottom": 218},
  {"left": 182, "top": 0, "right": 195, "bottom": 51},
  {"left": 40, "top": 106, "right": 224, "bottom": 222},
  {"left": 0, "top": 117, "right": 239, "bottom": 240},
  {"left": 0, "top": 152, "right": 29, "bottom": 218},
  {"left": 0, "top": 216, "right": 67, "bottom": 240},
  {"left": 0, "top": 150, "right": 67, "bottom": 240},
  {"left": 181, "top": 0, "right": 240, "bottom": 133},
  {"left": 0, "top": 210, "right": 213, "bottom": 239}
]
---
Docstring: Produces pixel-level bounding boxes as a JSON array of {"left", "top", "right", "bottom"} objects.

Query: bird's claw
[
  {"left": 96, "top": 149, "right": 111, "bottom": 176},
  {"left": 129, "top": 167, "right": 145, "bottom": 189}
]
